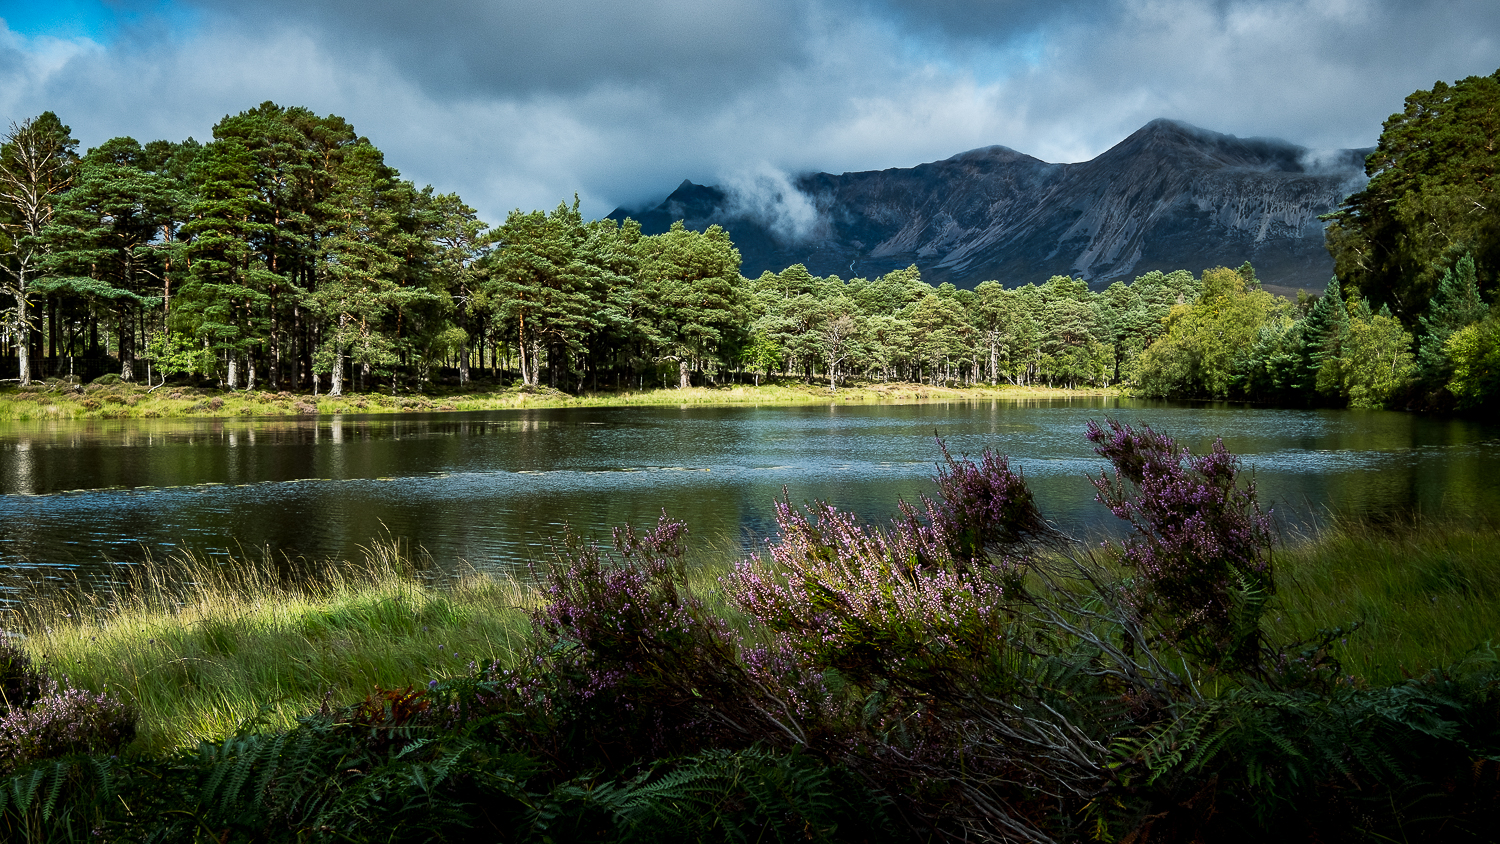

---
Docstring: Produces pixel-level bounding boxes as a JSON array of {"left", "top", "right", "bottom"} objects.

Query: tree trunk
[
  {"left": 226, "top": 355, "right": 237, "bottom": 389},
  {"left": 118, "top": 314, "right": 134, "bottom": 382},
  {"left": 679, "top": 358, "right": 691, "bottom": 390},
  {"left": 14, "top": 292, "right": 28, "bottom": 386},
  {"left": 459, "top": 340, "right": 469, "bottom": 385},
  {"left": 330, "top": 316, "right": 344, "bottom": 396}
]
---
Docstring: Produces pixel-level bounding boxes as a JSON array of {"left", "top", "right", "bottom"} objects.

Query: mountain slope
[{"left": 611, "top": 119, "right": 1370, "bottom": 290}]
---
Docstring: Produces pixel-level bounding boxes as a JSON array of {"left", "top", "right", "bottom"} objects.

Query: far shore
[{"left": 0, "top": 378, "right": 1125, "bottom": 421}]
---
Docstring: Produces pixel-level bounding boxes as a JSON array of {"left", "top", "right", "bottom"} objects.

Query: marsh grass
[
  {"left": 3, "top": 542, "right": 539, "bottom": 753},
  {"left": 0, "top": 379, "right": 1115, "bottom": 422},
  {"left": 1269, "top": 513, "right": 1500, "bottom": 685}
]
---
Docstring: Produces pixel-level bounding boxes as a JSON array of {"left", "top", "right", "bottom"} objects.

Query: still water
[{"left": 0, "top": 397, "right": 1497, "bottom": 581}]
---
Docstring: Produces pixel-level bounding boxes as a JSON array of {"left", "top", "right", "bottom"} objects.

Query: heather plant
[
  {"left": 0, "top": 684, "right": 137, "bottom": 773},
  {"left": 1085, "top": 418, "right": 1275, "bottom": 669},
  {"left": 731, "top": 441, "right": 1050, "bottom": 690},
  {"left": 928, "top": 440, "right": 1052, "bottom": 564},
  {"left": 731, "top": 495, "right": 1019, "bottom": 692},
  {"left": 0, "top": 637, "right": 137, "bottom": 775},
  {"left": 0, "top": 636, "right": 45, "bottom": 714},
  {"left": 506, "top": 513, "right": 763, "bottom": 767},
  {"left": 729, "top": 447, "right": 1163, "bottom": 843}
]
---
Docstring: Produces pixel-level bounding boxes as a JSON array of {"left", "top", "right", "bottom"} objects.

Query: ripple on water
[{"left": 0, "top": 400, "right": 1494, "bottom": 580}]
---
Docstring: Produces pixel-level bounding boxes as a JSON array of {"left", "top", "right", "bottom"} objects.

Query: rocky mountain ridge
[{"left": 610, "top": 119, "right": 1371, "bottom": 291}]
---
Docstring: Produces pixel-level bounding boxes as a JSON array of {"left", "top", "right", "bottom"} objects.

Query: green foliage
[
  {"left": 35, "top": 137, "right": 179, "bottom": 377},
  {"left": 1338, "top": 299, "right": 1416, "bottom": 408},
  {"left": 489, "top": 199, "right": 602, "bottom": 388},
  {"left": 1326, "top": 69, "right": 1500, "bottom": 321},
  {"left": 1419, "top": 252, "right": 1490, "bottom": 384},
  {"left": 1296, "top": 276, "right": 1347, "bottom": 397},
  {"left": 1134, "top": 265, "right": 1292, "bottom": 399},
  {"left": 1111, "top": 648, "right": 1500, "bottom": 841},
  {"left": 144, "top": 329, "right": 213, "bottom": 382},
  {"left": 637, "top": 221, "right": 748, "bottom": 388},
  {"left": 176, "top": 137, "right": 275, "bottom": 367},
  {"left": 1445, "top": 311, "right": 1500, "bottom": 408}
]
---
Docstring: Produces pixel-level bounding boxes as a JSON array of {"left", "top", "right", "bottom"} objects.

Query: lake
[{"left": 1, "top": 397, "right": 1497, "bottom": 584}]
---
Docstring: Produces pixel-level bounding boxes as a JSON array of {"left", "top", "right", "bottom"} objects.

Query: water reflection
[{"left": 0, "top": 399, "right": 1495, "bottom": 582}]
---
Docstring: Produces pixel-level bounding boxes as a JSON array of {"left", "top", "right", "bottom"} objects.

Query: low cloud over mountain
[{"left": 614, "top": 119, "right": 1370, "bottom": 291}]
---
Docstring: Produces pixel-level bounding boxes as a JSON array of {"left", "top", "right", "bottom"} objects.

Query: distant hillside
[{"left": 610, "top": 119, "right": 1371, "bottom": 292}]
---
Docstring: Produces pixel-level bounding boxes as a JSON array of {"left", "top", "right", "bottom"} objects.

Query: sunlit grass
[
  {"left": 2, "top": 529, "right": 749, "bottom": 755},
  {"left": 0, "top": 379, "right": 1119, "bottom": 421},
  {"left": 3, "top": 543, "right": 539, "bottom": 754}
]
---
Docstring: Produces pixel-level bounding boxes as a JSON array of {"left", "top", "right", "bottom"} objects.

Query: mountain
[{"left": 609, "top": 119, "right": 1372, "bottom": 292}]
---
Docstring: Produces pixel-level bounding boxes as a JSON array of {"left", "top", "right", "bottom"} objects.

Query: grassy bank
[
  {"left": 4, "top": 546, "right": 537, "bottom": 753},
  {"left": 5, "top": 514, "right": 1496, "bottom": 756},
  {"left": 0, "top": 378, "right": 1119, "bottom": 421},
  {"left": 1270, "top": 514, "right": 1500, "bottom": 685}
]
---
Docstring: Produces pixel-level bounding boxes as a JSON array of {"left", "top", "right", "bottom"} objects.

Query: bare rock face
[{"left": 611, "top": 119, "right": 1370, "bottom": 291}]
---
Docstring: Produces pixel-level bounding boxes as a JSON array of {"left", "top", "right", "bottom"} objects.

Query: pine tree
[
  {"left": 636, "top": 221, "right": 746, "bottom": 389},
  {"left": 176, "top": 138, "right": 274, "bottom": 387},
  {"left": 306, "top": 142, "right": 426, "bottom": 395},
  {"left": 39, "top": 137, "right": 181, "bottom": 380},
  {"left": 1417, "top": 253, "right": 1488, "bottom": 383},
  {"left": 1293, "top": 276, "right": 1347, "bottom": 397},
  {"left": 488, "top": 199, "right": 599, "bottom": 388},
  {"left": 0, "top": 113, "right": 77, "bottom": 384}
]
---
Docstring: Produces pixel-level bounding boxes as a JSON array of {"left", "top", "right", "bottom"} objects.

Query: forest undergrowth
[{"left": 2, "top": 421, "right": 1498, "bottom": 842}]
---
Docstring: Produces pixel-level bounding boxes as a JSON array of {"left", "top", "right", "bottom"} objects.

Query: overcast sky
[{"left": 0, "top": 0, "right": 1495, "bottom": 224}]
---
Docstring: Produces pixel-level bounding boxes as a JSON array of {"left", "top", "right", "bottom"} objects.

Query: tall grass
[
  {"left": 1270, "top": 513, "right": 1500, "bottom": 685},
  {"left": 7, "top": 510, "right": 1493, "bottom": 756},
  {"left": 3, "top": 543, "right": 537, "bottom": 753},
  {"left": 3, "top": 530, "right": 746, "bottom": 756}
]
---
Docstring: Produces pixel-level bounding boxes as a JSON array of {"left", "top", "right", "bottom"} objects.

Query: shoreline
[
  {"left": 0, "top": 380, "right": 1125, "bottom": 422},
  {"left": 8, "top": 512, "right": 1496, "bottom": 752}
]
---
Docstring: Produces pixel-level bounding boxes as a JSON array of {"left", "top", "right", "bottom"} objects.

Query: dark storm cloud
[
  {"left": 188, "top": 0, "right": 813, "bottom": 100},
  {"left": 0, "top": 0, "right": 1496, "bottom": 226}
]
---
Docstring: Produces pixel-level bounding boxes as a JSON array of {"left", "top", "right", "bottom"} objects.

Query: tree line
[
  {"left": 0, "top": 70, "right": 1494, "bottom": 409},
  {"left": 0, "top": 100, "right": 1195, "bottom": 396}
]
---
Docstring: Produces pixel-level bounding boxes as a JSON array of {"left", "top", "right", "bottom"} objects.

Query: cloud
[
  {"left": 719, "top": 164, "right": 825, "bottom": 244},
  {"left": 183, "top": 0, "right": 816, "bottom": 104},
  {"left": 0, "top": 0, "right": 1495, "bottom": 228}
]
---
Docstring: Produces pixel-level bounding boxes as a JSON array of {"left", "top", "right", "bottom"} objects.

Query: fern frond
[{"left": 41, "top": 759, "right": 68, "bottom": 821}]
